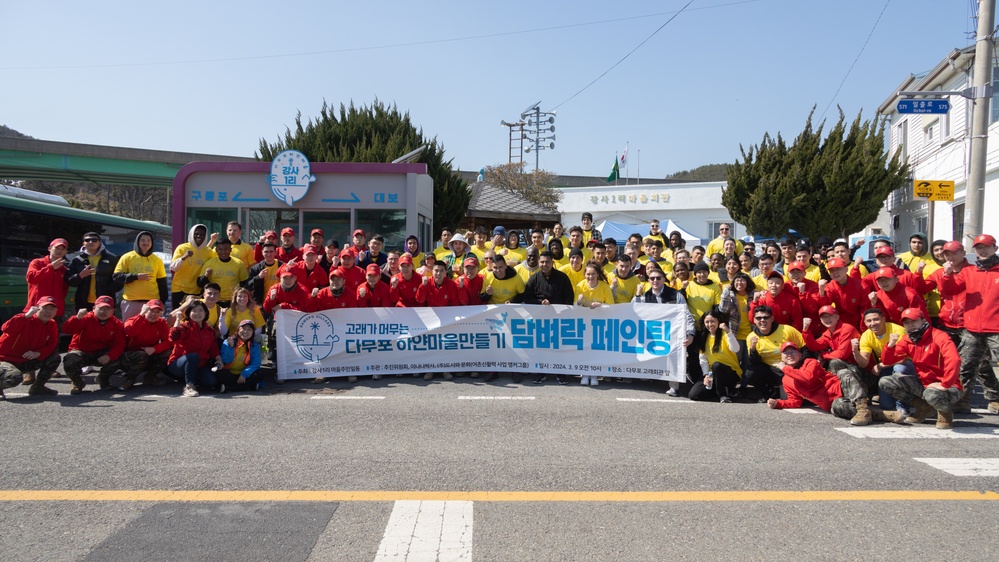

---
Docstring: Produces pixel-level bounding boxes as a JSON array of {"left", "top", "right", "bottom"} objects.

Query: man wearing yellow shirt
[
  {"left": 896, "top": 233, "right": 933, "bottom": 272},
  {"left": 608, "top": 255, "right": 642, "bottom": 303},
  {"left": 565, "top": 227, "right": 592, "bottom": 263},
  {"left": 514, "top": 247, "right": 541, "bottom": 284},
  {"left": 482, "top": 255, "right": 525, "bottom": 384},
  {"left": 580, "top": 212, "right": 602, "bottom": 245},
  {"left": 852, "top": 307, "right": 913, "bottom": 414},
  {"left": 684, "top": 263, "right": 722, "bottom": 332},
  {"left": 113, "top": 230, "right": 168, "bottom": 320},
  {"left": 224, "top": 221, "right": 255, "bottom": 271},
  {"left": 433, "top": 228, "right": 454, "bottom": 261},
  {"left": 197, "top": 238, "right": 248, "bottom": 307},
  {"left": 170, "top": 224, "right": 216, "bottom": 309},
  {"left": 559, "top": 249, "right": 586, "bottom": 298},
  {"left": 745, "top": 304, "right": 806, "bottom": 401},
  {"left": 705, "top": 223, "right": 744, "bottom": 258}
]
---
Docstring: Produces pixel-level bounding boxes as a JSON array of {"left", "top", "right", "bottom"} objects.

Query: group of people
[{"left": 1, "top": 215, "right": 997, "bottom": 430}]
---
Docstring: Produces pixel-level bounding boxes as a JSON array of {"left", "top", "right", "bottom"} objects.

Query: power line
[
  {"left": 1, "top": 0, "right": 756, "bottom": 71},
  {"left": 818, "top": 0, "right": 893, "bottom": 121},
  {"left": 552, "top": 0, "right": 697, "bottom": 111}
]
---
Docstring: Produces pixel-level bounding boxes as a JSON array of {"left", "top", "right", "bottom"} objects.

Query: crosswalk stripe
[
  {"left": 458, "top": 396, "right": 534, "bottom": 400},
  {"left": 374, "top": 500, "right": 473, "bottom": 562},
  {"left": 782, "top": 407, "right": 822, "bottom": 414},
  {"left": 310, "top": 396, "right": 385, "bottom": 400},
  {"left": 914, "top": 458, "right": 999, "bottom": 476},
  {"left": 836, "top": 426, "right": 999, "bottom": 439},
  {"left": 616, "top": 398, "right": 697, "bottom": 403}
]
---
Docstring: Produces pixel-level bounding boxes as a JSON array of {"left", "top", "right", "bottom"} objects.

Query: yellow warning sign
[{"left": 913, "top": 180, "right": 954, "bottom": 201}]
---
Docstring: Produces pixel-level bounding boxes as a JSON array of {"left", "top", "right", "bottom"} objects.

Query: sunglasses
[
  {"left": 754, "top": 316, "right": 772, "bottom": 321},
  {"left": 649, "top": 276, "right": 665, "bottom": 281},
  {"left": 84, "top": 238, "right": 100, "bottom": 243}
]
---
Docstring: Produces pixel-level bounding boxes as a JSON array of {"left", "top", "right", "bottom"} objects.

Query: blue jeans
[
  {"left": 167, "top": 353, "right": 217, "bottom": 387},
  {"left": 877, "top": 361, "right": 914, "bottom": 410}
]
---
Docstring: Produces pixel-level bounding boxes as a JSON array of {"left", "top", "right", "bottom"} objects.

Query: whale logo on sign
[
  {"left": 269, "top": 150, "right": 316, "bottom": 206},
  {"left": 293, "top": 313, "right": 339, "bottom": 362}
]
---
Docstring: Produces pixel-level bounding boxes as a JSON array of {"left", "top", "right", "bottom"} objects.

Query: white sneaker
[
  {"left": 666, "top": 387, "right": 678, "bottom": 397},
  {"left": 580, "top": 376, "right": 590, "bottom": 385},
  {"left": 589, "top": 377, "right": 599, "bottom": 386},
  {"left": 182, "top": 384, "right": 199, "bottom": 398}
]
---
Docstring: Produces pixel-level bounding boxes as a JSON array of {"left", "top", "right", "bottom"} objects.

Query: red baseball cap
[
  {"left": 365, "top": 264, "right": 381, "bottom": 276},
  {"left": 943, "top": 241, "right": 965, "bottom": 253},
  {"left": 787, "top": 261, "right": 806, "bottom": 272},
  {"left": 278, "top": 266, "right": 296, "bottom": 277},
  {"left": 302, "top": 244, "right": 318, "bottom": 255},
  {"left": 353, "top": 229, "right": 366, "bottom": 237},
  {"left": 311, "top": 228, "right": 324, "bottom": 237},
  {"left": 329, "top": 268, "right": 344, "bottom": 279},
  {"left": 399, "top": 255, "right": 413, "bottom": 265},
  {"left": 94, "top": 295, "right": 115, "bottom": 308},
  {"left": 766, "top": 270, "right": 784, "bottom": 280},
  {"left": 825, "top": 258, "right": 847, "bottom": 269},
  {"left": 818, "top": 305, "right": 838, "bottom": 316},
  {"left": 780, "top": 341, "right": 800, "bottom": 353},
  {"left": 874, "top": 267, "right": 896, "bottom": 279},
  {"left": 49, "top": 238, "right": 69, "bottom": 249},
  {"left": 35, "top": 296, "right": 58, "bottom": 308},
  {"left": 875, "top": 246, "right": 895, "bottom": 257},
  {"left": 900, "top": 308, "right": 924, "bottom": 321},
  {"left": 463, "top": 257, "right": 479, "bottom": 267},
  {"left": 265, "top": 230, "right": 278, "bottom": 238},
  {"left": 146, "top": 299, "right": 164, "bottom": 310},
  {"left": 339, "top": 249, "right": 354, "bottom": 259},
  {"left": 281, "top": 227, "right": 295, "bottom": 236},
  {"left": 972, "top": 234, "right": 996, "bottom": 247}
]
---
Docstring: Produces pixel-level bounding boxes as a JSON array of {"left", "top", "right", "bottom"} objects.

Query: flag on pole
[
  {"left": 620, "top": 147, "right": 628, "bottom": 168},
  {"left": 607, "top": 158, "right": 619, "bottom": 182}
]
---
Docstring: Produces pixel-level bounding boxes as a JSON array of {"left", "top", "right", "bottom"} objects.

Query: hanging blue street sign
[{"left": 896, "top": 99, "right": 950, "bottom": 114}]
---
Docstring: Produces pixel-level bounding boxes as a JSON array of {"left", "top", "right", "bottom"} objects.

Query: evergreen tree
[
  {"left": 722, "top": 108, "right": 909, "bottom": 240},
  {"left": 257, "top": 99, "right": 471, "bottom": 230}
]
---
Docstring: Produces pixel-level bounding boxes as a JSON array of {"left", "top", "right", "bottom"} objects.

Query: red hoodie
[
  {"left": 263, "top": 282, "right": 312, "bottom": 315},
  {"left": 939, "top": 260, "right": 999, "bottom": 333},
  {"left": 930, "top": 263, "right": 967, "bottom": 330},
  {"left": 0, "top": 313, "right": 59, "bottom": 365},
  {"left": 124, "top": 314, "right": 172, "bottom": 354},
  {"left": 774, "top": 358, "right": 842, "bottom": 411},
  {"left": 456, "top": 273, "right": 486, "bottom": 306},
  {"left": 804, "top": 321, "right": 861, "bottom": 364},
  {"left": 882, "top": 326, "right": 962, "bottom": 390},
  {"left": 820, "top": 276, "right": 868, "bottom": 332},
  {"left": 63, "top": 313, "right": 125, "bottom": 360},
  {"left": 389, "top": 272, "right": 424, "bottom": 307},
  {"left": 873, "top": 284, "right": 928, "bottom": 325},
  {"left": 289, "top": 261, "right": 327, "bottom": 293},
  {"left": 356, "top": 280, "right": 392, "bottom": 307},
  {"left": 415, "top": 277, "right": 460, "bottom": 307},
  {"left": 167, "top": 320, "right": 220, "bottom": 367},
  {"left": 750, "top": 289, "right": 803, "bottom": 332},
  {"left": 25, "top": 256, "right": 69, "bottom": 317},
  {"left": 311, "top": 287, "right": 356, "bottom": 311}
]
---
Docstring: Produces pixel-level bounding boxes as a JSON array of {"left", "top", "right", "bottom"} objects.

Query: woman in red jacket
[{"left": 167, "top": 299, "right": 222, "bottom": 398}]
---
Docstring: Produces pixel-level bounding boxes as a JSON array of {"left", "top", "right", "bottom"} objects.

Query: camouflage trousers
[
  {"left": 829, "top": 361, "right": 874, "bottom": 420},
  {"left": 878, "top": 373, "right": 962, "bottom": 412},
  {"left": 0, "top": 354, "right": 61, "bottom": 390},
  {"left": 955, "top": 330, "right": 999, "bottom": 402},
  {"left": 117, "top": 350, "right": 170, "bottom": 379},
  {"left": 62, "top": 350, "right": 120, "bottom": 385}
]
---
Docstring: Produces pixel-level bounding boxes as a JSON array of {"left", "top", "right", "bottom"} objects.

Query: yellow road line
[{"left": 0, "top": 490, "right": 996, "bottom": 502}]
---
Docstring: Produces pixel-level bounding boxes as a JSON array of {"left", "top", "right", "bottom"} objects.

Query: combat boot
[
  {"left": 904, "top": 398, "right": 936, "bottom": 424},
  {"left": 27, "top": 374, "right": 57, "bottom": 396},
  {"left": 988, "top": 401, "right": 999, "bottom": 414},
  {"left": 850, "top": 398, "right": 873, "bottom": 426},
  {"left": 936, "top": 409, "right": 954, "bottom": 430},
  {"left": 67, "top": 373, "right": 87, "bottom": 395},
  {"left": 22, "top": 372, "right": 35, "bottom": 385},
  {"left": 952, "top": 399, "right": 972, "bottom": 414},
  {"left": 879, "top": 409, "right": 909, "bottom": 424},
  {"left": 119, "top": 374, "right": 138, "bottom": 391},
  {"left": 95, "top": 371, "right": 112, "bottom": 391}
]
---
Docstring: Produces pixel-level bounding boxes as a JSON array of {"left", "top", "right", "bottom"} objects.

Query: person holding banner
[
  {"left": 483, "top": 255, "right": 525, "bottom": 383},
  {"left": 457, "top": 258, "right": 486, "bottom": 307},
  {"left": 523, "top": 251, "right": 574, "bottom": 307},
  {"left": 576, "top": 263, "right": 614, "bottom": 310},
  {"left": 634, "top": 266, "right": 696, "bottom": 395}
]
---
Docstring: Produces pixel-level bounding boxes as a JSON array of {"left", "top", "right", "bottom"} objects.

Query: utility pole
[{"left": 965, "top": 0, "right": 995, "bottom": 242}]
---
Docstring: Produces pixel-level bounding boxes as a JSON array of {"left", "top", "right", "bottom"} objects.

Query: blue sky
[{"left": 1, "top": 0, "right": 980, "bottom": 179}]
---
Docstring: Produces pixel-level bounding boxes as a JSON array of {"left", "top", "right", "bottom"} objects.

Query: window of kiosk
[
  {"left": 356, "top": 210, "right": 407, "bottom": 251},
  {"left": 303, "top": 211, "right": 350, "bottom": 248},
  {"left": 187, "top": 209, "right": 235, "bottom": 240},
  {"left": 248, "top": 209, "right": 299, "bottom": 245}
]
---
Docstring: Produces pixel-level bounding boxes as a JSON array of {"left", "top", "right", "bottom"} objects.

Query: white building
[
  {"left": 878, "top": 44, "right": 999, "bottom": 245},
  {"left": 554, "top": 181, "right": 746, "bottom": 244}
]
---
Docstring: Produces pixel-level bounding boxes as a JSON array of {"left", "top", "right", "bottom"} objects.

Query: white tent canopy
[{"left": 595, "top": 219, "right": 702, "bottom": 247}]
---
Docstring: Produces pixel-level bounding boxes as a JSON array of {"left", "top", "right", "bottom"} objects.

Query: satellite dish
[{"left": 520, "top": 101, "right": 541, "bottom": 118}]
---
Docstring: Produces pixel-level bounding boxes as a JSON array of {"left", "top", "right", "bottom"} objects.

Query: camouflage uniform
[
  {"left": 878, "top": 372, "right": 961, "bottom": 412},
  {"left": 955, "top": 330, "right": 999, "bottom": 403},
  {"left": 830, "top": 365, "right": 874, "bottom": 420},
  {"left": 117, "top": 349, "right": 170, "bottom": 384},
  {"left": 62, "top": 350, "right": 120, "bottom": 390},
  {"left": 0, "top": 354, "right": 61, "bottom": 396}
]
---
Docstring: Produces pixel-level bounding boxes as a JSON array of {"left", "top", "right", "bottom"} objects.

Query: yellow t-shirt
[
  {"left": 703, "top": 332, "right": 743, "bottom": 377},
  {"left": 608, "top": 271, "right": 641, "bottom": 304},
  {"left": 469, "top": 246, "right": 489, "bottom": 270},
  {"left": 753, "top": 325, "right": 805, "bottom": 367},
  {"left": 706, "top": 237, "right": 744, "bottom": 258},
  {"left": 229, "top": 241, "right": 255, "bottom": 271},
  {"left": 575, "top": 280, "right": 614, "bottom": 306},
  {"left": 684, "top": 281, "right": 722, "bottom": 330},
  {"left": 200, "top": 257, "right": 248, "bottom": 301},
  {"left": 171, "top": 243, "right": 216, "bottom": 295},
  {"left": 859, "top": 322, "right": 906, "bottom": 364},
  {"left": 87, "top": 254, "right": 101, "bottom": 303},
  {"left": 433, "top": 245, "right": 452, "bottom": 261},
  {"left": 483, "top": 271, "right": 526, "bottom": 305},
  {"left": 114, "top": 252, "right": 167, "bottom": 301},
  {"left": 559, "top": 264, "right": 586, "bottom": 290},
  {"left": 921, "top": 261, "right": 942, "bottom": 317},
  {"left": 735, "top": 293, "right": 753, "bottom": 341},
  {"left": 498, "top": 247, "right": 527, "bottom": 265},
  {"left": 224, "top": 306, "right": 266, "bottom": 335}
]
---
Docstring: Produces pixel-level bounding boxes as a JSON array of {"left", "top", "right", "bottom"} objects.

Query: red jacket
[
  {"left": 336, "top": 265, "right": 366, "bottom": 297},
  {"left": 858, "top": 264, "right": 932, "bottom": 295},
  {"left": 456, "top": 273, "right": 486, "bottom": 306},
  {"left": 167, "top": 320, "right": 220, "bottom": 367},
  {"left": 276, "top": 245, "right": 303, "bottom": 263},
  {"left": 63, "top": 313, "right": 125, "bottom": 360},
  {"left": 931, "top": 264, "right": 966, "bottom": 330},
  {"left": 263, "top": 282, "right": 312, "bottom": 315},
  {"left": 415, "top": 277, "right": 460, "bottom": 307},
  {"left": 750, "top": 289, "right": 803, "bottom": 332},
  {"left": 882, "top": 326, "right": 961, "bottom": 390},
  {"left": 874, "top": 284, "right": 928, "bottom": 325},
  {"left": 356, "top": 280, "right": 392, "bottom": 307},
  {"left": 389, "top": 272, "right": 424, "bottom": 307},
  {"left": 25, "top": 256, "right": 69, "bottom": 317},
  {"left": 804, "top": 321, "right": 860, "bottom": 364},
  {"left": 288, "top": 261, "right": 327, "bottom": 293},
  {"left": 791, "top": 279, "right": 822, "bottom": 337},
  {"left": 124, "top": 314, "right": 172, "bottom": 354},
  {"left": 0, "top": 313, "right": 59, "bottom": 365},
  {"left": 310, "top": 287, "right": 356, "bottom": 311},
  {"left": 774, "top": 358, "right": 842, "bottom": 411},
  {"left": 939, "top": 260, "right": 999, "bottom": 333},
  {"left": 820, "top": 276, "right": 868, "bottom": 332}
]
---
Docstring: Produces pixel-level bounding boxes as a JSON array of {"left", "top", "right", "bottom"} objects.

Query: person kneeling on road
[
  {"left": 218, "top": 319, "right": 265, "bottom": 393},
  {"left": 167, "top": 299, "right": 223, "bottom": 398},
  {"left": 766, "top": 341, "right": 881, "bottom": 426},
  {"left": 119, "top": 299, "right": 172, "bottom": 390},
  {"left": 62, "top": 296, "right": 125, "bottom": 393},
  {"left": 0, "top": 297, "right": 62, "bottom": 398}
]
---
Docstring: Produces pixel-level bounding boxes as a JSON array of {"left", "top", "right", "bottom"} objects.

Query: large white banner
[{"left": 275, "top": 303, "right": 687, "bottom": 382}]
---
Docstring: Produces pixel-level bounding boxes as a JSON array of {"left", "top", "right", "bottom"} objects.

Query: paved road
[{"left": 1, "top": 370, "right": 997, "bottom": 561}]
